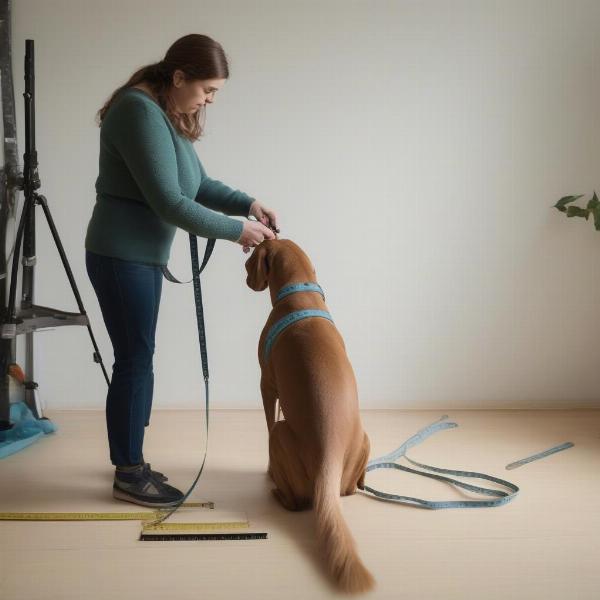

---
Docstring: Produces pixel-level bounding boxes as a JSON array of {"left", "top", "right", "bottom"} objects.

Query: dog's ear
[{"left": 245, "top": 242, "right": 271, "bottom": 291}]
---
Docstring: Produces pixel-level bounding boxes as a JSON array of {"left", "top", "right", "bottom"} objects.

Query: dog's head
[
  {"left": 245, "top": 239, "right": 316, "bottom": 292},
  {"left": 245, "top": 239, "right": 278, "bottom": 291}
]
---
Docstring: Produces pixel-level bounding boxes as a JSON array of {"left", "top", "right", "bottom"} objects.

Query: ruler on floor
[{"left": 139, "top": 532, "right": 269, "bottom": 541}]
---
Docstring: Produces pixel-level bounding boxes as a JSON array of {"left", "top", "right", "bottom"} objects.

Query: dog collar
[{"left": 275, "top": 282, "right": 325, "bottom": 303}]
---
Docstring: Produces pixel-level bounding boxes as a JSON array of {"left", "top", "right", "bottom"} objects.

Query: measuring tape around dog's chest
[
  {"left": 264, "top": 309, "right": 334, "bottom": 362},
  {"left": 264, "top": 282, "right": 334, "bottom": 363}
]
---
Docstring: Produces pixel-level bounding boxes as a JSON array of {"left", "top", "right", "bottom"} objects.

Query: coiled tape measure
[{"left": 360, "top": 415, "right": 574, "bottom": 509}]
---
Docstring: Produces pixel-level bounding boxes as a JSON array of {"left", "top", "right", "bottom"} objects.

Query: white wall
[{"left": 6, "top": 0, "right": 600, "bottom": 410}]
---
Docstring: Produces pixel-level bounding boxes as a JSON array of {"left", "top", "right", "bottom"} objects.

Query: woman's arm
[
  {"left": 108, "top": 97, "right": 244, "bottom": 242},
  {"left": 194, "top": 155, "right": 255, "bottom": 218}
]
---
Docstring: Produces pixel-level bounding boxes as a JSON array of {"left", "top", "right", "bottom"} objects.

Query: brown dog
[{"left": 245, "top": 239, "right": 376, "bottom": 594}]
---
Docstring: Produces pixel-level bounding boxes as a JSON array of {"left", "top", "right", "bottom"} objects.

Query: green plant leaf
[
  {"left": 566, "top": 205, "right": 590, "bottom": 219},
  {"left": 587, "top": 190, "right": 599, "bottom": 211},
  {"left": 594, "top": 205, "right": 600, "bottom": 231},
  {"left": 554, "top": 194, "right": 584, "bottom": 212}
]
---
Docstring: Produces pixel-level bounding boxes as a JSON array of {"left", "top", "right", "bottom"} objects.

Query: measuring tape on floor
[
  {"left": 141, "top": 521, "right": 248, "bottom": 532},
  {"left": 361, "top": 415, "right": 574, "bottom": 509},
  {"left": 360, "top": 415, "right": 520, "bottom": 509},
  {"left": 0, "top": 514, "right": 249, "bottom": 531},
  {"left": 0, "top": 502, "right": 214, "bottom": 521},
  {"left": 505, "top": 442, "right": 574, "bottom": 470},
  {"left": 0, "top": 506, "right": 269, "bottom": 541}
]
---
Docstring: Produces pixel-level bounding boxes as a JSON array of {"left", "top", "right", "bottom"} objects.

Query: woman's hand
[
  {"left": 248, "top": 200, "right": 279, "bottom": 235},
  {"left": 238, "top": 200, "right": 280, "bottom": 253},
  {"left": 236, "top": 220, "right": 277, "bottom": 254}
]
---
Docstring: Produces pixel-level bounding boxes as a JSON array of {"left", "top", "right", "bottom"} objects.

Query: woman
[{"left": 85, "top": 34, "right": 278, "bottom": 508}]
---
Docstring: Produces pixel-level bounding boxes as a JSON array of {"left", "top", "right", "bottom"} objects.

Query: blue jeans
[{"left": 85, "top": 250, "right": 163, "bottom": 467}]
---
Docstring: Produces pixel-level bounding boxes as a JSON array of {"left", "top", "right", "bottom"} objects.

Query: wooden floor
[{"left": 1, "top": 408, "right": 598, "bottom": 599}]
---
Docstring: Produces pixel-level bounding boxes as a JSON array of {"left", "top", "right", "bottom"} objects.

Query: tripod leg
[
  {"left": 35, "top": 193, "right": 110, "bottom": 386},
  {"left": 0, "top": 0, "right": 20, "bottom": 428},
  {"left": 22, "top": 180, "right": 41, "bottom": 418},
  {"left": 0, "top": 339, "right": 11, "bottom": 429}
]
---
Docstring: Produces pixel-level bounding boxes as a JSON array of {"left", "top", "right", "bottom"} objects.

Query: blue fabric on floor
[{"left": 0, "top": 401, "right": 57, "bottom": 459}]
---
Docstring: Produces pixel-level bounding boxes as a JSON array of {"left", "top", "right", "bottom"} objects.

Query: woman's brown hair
[{"left": 95, "top": 34, "right": 229, "bottom": 142}]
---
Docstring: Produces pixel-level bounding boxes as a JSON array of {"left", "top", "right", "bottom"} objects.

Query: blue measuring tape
[
  {"left": 276, "top": 282, "right": 325, "bottom": 302},
  {"left": 360, "top": 415, "right": 520, "bottom": 509},
  {"left": 505, "top": 442, "right": 574, "bottom": 470},
  {"left": 148, "top": 234, "right": 215, "bottom": 525},
  {"left": 264, "top": 282, "right": 331, "bottom": 362},
  {"left": 265, "top": 310, "right": 334, "bottom": 362}
]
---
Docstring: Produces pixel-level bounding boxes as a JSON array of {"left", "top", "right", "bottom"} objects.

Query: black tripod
[{"left": 0, "top": 38, "right": 109, "bottom": 430}]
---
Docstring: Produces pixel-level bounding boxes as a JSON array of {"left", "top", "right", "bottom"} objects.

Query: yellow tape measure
[
  {"left": 0, "top": 503, "right": 265, "bottom": 538},
  {"left": 0, "top": 502, "right": 214, "bottom": 522},
  {"left": 141, "top": 521, "right": 249, "bottom": 533}
]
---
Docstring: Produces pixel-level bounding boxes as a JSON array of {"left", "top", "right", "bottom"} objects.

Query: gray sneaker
[
  {"left": 139, "top": 454, "right": 168, "bottom": 482},
  {"left": 113, "top": 463, "right": 184, "bottom": 508},
  {"left": 144, "top": 463, "right": 167, "bottom": 482}
]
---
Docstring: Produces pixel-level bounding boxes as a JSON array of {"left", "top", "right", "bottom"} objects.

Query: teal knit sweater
[{"left": 84, "top": 87, "right": 254, "bottom": 266}]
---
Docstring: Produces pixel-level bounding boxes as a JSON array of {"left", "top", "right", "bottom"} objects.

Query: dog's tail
[{"left": 313, "top": 458, "right": 376, "bottom": 594}]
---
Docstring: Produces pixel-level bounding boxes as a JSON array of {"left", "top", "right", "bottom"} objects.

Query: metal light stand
[{"left": 0, "top": 18, "right": 109, "bottom": 431}]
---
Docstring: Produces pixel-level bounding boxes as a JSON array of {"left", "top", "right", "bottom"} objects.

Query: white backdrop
[{"left": 6, "top": 0, "right": 600, "bottom": 409}]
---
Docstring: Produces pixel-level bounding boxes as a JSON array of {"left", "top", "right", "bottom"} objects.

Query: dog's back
[{"left": 269, "top": 319, "right": 377, "bottom": 594}]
